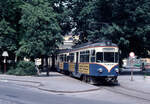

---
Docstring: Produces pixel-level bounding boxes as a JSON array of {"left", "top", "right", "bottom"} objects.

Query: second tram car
[{"left": 56, "top": 41, "right": 119, "bottom": 84}]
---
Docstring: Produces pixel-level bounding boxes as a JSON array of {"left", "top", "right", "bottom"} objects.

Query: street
[
  {"left": 0, "top": 81, "right": 120, "bottom": 104},
  {"left": 0, "top": 73, "right": 150, "bottom": 104}
]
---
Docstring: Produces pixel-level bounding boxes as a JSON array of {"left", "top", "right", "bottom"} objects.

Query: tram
[{"left": 56, "top": 41, "right": 119, "bottom": 84}]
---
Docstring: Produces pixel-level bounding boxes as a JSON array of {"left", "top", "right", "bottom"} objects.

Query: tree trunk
[
  {"left": 45, "top": 56, "right": 49, "bottom": 76},
  {"left": 51, "top": 54, "right": 56, "bottom": 71},
  {"left": 30, "top": 57, "right": 35, "bottom": 62},
  {"left": 0, "top": 57, "right": 1, "bottom": 73},
  {"left": 41, "top": 56, "right": 44, "bottom": 70}
]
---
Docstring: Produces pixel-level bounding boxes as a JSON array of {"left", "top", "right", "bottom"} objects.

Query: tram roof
[{"left": 59, "top": 41, "right": 118, "bottom": 53}]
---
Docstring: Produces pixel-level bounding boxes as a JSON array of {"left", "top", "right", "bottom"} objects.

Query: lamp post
[{"left": 2, "top": 51, "right": 9, "bottom": 73}]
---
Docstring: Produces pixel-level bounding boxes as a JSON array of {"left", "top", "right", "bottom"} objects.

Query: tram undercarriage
[{"left": 81, "top": 75, "right": 118, "bottom": 85}]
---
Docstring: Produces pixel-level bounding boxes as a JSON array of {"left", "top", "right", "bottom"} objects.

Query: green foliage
[
  {"left": 0, "top": 19, "right": 17, "bottom": 51},
  {"left": 68, "top": 0, "right": 150, "bottom": 58},
  {"left": 0, "top": 0, "right": 23, "bottom": 60},
  {"left": 1, "top": 0, "right": 150, "bottom": 62},
  {"left": 0, "top": 0, "right": 64, "bottom": 62},
  {"left": 7, "top": 61, "right": 36, "bottom": 76},
  {"left": 16, "top": 0, "right": 63, "bottom": 59}
]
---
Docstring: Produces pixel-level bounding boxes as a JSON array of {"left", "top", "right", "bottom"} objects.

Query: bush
[
  {"left": 7, "top": 66, "right": 16, "bottom": 75},
  {"left": 0, "top": 71, "right": 2, "bottom": 74},
  {"left": 7, "top": 61, "right": 37, "bottom": 76}
]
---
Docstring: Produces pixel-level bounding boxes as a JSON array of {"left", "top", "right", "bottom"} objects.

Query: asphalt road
[{"left": 0, "top": 82, "right": 119, "bottom": 104}]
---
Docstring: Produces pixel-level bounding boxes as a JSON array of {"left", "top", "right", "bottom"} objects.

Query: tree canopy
[
  {"left": 67, "top": 0, "right": 150, "bottom": 58},
  {"left": 1, "top": 0, "right": 150, "bottom": 62},
  {"left": 0, "top": 0, "right": 63, "bottom": 61},
  {"left": 17, "top": 0, "right": 63, "bottom": 59}
]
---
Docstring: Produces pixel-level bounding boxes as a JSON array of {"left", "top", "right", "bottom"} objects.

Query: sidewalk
[
  {"left": 118, "top": 74, "right": 150, "bottom": 93},
  {"left": 0, "top": 72, "right": 100, "bottom": 93}
]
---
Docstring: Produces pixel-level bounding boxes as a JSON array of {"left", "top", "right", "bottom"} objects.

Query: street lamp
[{"left": 2, "top": 51, "right": 9, "bottom": 73}]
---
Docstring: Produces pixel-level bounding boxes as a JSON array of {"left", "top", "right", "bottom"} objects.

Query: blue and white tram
[{"left": 56, "top": 41, "right": 119, "bottom": 83}]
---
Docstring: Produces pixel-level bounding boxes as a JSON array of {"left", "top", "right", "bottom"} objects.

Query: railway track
[{"left": 103, "top": 84, "right": 150, "bottom": 102}]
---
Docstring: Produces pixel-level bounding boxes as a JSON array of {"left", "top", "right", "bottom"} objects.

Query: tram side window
[
  {"left": 80, "top": 51, "right": 89, "bottom": 62},
  {"left": 91, "top": 50, "right": 95, "bottom": 62},
  {"left": 59, "top": 54, "right": 67, "bottom": 62},
  {"left": 96, "top": 52, "right": 103, "bottom": 62},
  {"left": 67, "top": 56, "right": 70, "bottom": 62},
  {"left": 86, "top": 50, "right": 90, "bottom": 62},
  {"left": 115, "top": 52, "right": 119, "bottom": 62},
  {"left": 59, "top": 55, "right": 63, "bottom": 62},
  {"left": 64, "top": 54, "right": 67, "bottom": 62},
  {"left": 80, "top": 52, "right": 83, "bottom": 62},
  {"left": 80, "top": 51, "right": 84, "bottom": 62},
  {"left": 70, "top": 53, "right": 74, "bottom": 62}
]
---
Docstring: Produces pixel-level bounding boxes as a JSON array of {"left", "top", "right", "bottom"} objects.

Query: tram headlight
[
  {"left": 115, "top": 68, "right": 119, "bottom": 73},
  {"left": 98, "top": 68, "right": 103, "bottom": 73}
]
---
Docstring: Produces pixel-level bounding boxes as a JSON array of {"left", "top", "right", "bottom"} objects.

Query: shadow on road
[{"left": 36, "top": 73, "right": 65, "bottom": 77}]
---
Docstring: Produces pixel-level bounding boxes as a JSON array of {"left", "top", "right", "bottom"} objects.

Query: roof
[{"left": 59, "top": 41, "right": 118, "bottom": 54}]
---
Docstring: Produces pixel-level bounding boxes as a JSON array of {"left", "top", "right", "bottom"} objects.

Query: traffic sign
[
  {"left": 129, "top": 52, "right": 135, "bottom": 58},
  {"left": 129, "top": 52, "right": 135, "bottom": 81},
  {"left": 2, "top": 51, "right": 9, "bottom": 57}
]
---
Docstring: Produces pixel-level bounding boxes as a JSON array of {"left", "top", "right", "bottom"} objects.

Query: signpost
[
  {"left": 129, "top": 52, "right": 135, "bottom": 58},
  {"left": 2, "top": 51, "right": 9, "bottom": 73},
  {"left": 129, "top": 52, "right": 135, "bottom": 81}
]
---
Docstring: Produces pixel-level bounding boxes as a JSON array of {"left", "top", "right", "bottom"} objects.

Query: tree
[
  {"left": 0, "top": 0, "right": 23, "bottom": 63},
  {"left": 66, "top": 0, "right": 91, "bottom": 43},
  {"left": 0, "top": 19, "right": 16, "bottom": 52},
  {"left": 17, "top": 0, "right": 63, "bottom": 75},
  {"left": 49, "top": 0, "right": 74, "bottom": 35},
  {"left": 69, "top": 0, "right": 150, "bottom": 58}
]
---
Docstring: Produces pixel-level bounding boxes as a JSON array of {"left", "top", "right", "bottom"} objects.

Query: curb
[
  {"left": 38, "top": 87, "right": 102, "bottom": 93},
  {"left": 0, "top": 78, "right": 41, "bottom": 84}
]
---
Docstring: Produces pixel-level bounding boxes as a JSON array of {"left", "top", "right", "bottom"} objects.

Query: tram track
[
  {"left": 119, "top": 85, "right": 150, "bottom": 95},
  {"left": 103, "top": 85, "right": 150, "bottom": 102}
]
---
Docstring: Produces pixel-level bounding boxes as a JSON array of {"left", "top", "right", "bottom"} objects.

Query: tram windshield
[{"left": 96, "top": 52, "right": 119, "bottom": 63}]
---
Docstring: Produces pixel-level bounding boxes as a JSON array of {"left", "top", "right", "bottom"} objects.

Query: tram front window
[
  {"left": 104, "top": 52, "right": 114, "bottom": 63},
  {"left": 96, "top": 52, "right": 119, "bottom": 63}
]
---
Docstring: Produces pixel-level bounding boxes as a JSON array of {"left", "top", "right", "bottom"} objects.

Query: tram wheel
[
  {"left": 69, "top": 72, "right": 73, "bottom": 77},
  {"left": 111, "top": 77, "right": 118, "bottom": 85},
  {"left": 87, "top": 76, "right": 95, "bottom": 85}
]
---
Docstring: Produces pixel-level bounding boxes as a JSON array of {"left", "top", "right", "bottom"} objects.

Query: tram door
[{"left": 75, "top": 52, "right": 79, "bottom": 74}]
